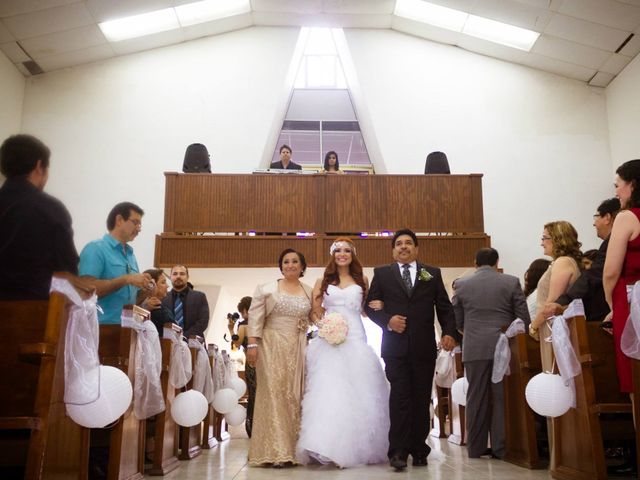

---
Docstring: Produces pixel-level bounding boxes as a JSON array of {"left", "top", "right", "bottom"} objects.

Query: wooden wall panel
[
  {"left": 155, "top": 234, "right": 490, "bottom": 268},
  {"left": 164, "top": 173, "right": 323, "bottom": 233},
  {"left": 164, "top": 173, "right": 483, "bottom": 234},
  {"left": 325, "top": 174, "right": 484, "bottom": 232}
]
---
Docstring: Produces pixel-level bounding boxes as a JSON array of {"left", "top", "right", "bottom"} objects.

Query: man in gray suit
[{"left": 453, "top": 248, "right": 530, "bottom": 459}]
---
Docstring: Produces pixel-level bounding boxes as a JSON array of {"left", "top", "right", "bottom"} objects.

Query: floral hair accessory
[
  {"left": 418, "top": 268, "right": 433, "bottom": 282},
  {"left": 329, "top": 241, "right": 356, "bottom": 256}
]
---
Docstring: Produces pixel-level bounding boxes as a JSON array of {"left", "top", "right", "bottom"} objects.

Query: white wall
[
  {"left": 21, "top": 26, "right": 299, "bottom": 270},
  {"left": 345, "top": 29, "right": 613, "bottom": 278},
  {"left": 0, "top": 50, "right": 25, "bottom": 154},
  {"left": 606, "top": 53, "right": 640, "bottom": 170}
]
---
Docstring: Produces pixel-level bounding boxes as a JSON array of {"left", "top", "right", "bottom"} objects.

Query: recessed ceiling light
[
  {"left": 99, "top": 8, "right": 179, "bottom": 42},
  {"left": 176, "top": 0, "right": 251, "bottom": 27},
  {"left": 464, "top": 15, "right": 540, "bottom": 51},
  {"left": 394, "top": 0, "right": 467, "bottom": 32}
]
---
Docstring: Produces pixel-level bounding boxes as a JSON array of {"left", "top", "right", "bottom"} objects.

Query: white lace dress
[{"left": 296, "top": 284, "right": 390, "bottom": 467}]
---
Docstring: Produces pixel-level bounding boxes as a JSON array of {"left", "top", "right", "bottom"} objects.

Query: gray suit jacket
[{"left": 453, "top": 266, "right": 530, "bottom": 362}]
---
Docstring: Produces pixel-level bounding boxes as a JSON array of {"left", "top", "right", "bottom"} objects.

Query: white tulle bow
[
  {"left": 491, "top": 318, "right": 526, "bottom": 383},
  {"left": 121, "top": 312, "right": 165, "bottom": 419},
  {"left": 50, "top": 277, "right": 101, "bottom": 406},
  {"left": 165, "top": 328, "right": 192, "bottom": 388},
  {"left": 188, "top": 338, "right": 215, "bottom": 404},
  {"left": 621, "top": 282, "right": 640, "bottom": 360}
]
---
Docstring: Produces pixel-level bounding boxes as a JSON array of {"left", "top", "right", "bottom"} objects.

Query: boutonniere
[{"left": 418, "top": 268, "right": 433, "bottom": 282}]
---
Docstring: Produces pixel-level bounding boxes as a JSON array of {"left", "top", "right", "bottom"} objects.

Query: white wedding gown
[{"left": 296, "top": 284, "right": 390, "bottom": 468}]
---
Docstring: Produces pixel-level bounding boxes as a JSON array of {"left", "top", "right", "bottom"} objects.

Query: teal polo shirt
[{"left": 79, "top": 233, "right": 140, "bottom": 324}]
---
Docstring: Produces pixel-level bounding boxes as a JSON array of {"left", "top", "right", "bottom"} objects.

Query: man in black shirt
[
  {"left": 0, "top": 134, "right": 88, "bottom": 300},
  {"left": 269, "top": 144, "right": 302, "bottom": 170},
  {"left": 543, "top": 197, "right": 620, "bottom": 321}
]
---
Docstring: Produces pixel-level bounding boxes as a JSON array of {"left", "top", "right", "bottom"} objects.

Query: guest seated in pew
[
  {"left": 322, "top": 151, "right": 344, "bottom": 174},
  {"left": 0, "top": 134, "right": 93, "bottom": 300},
  {"left": 604, "top": 160, "right": 640, "bottom": 397},
  {"left": 453, "top": 248, "right": 530, "bottom": 459},
  {"left": 270, "top": 144, "right": 302, "bottom": 170},
  {"left": 544, "top": 198, "right": 620, "bottom": 323},
  {"left": 529, "top": 221, "right": 582, "bottom": 342},
  {"left": 79, "top": 202, "right": 153, "bottom": 324},
  {"left": 136, "top": 268, "right": 175, "bottom": 336},
  {"left": 523, "top": 258, "right": 551, "bottom": 319},
  {"left": 581, "top": 249, "right": 599, "bottom": 270}
]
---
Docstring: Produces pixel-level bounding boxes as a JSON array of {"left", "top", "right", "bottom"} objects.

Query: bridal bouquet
[{"left": 317, "top": 312, "right": 348, "bottom": 346}]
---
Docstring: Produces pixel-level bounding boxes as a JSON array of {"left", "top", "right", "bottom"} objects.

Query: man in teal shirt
[{"left": 79, "top": 202, "right": 152, "bottom": 324}]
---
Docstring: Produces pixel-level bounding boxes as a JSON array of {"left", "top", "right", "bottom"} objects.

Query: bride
[{"left": 296, "top": 237, "right": 389, "bottom": 468}]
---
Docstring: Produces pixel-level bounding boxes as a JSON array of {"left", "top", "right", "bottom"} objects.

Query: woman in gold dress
[{"left": 246, "top": 248, "right": 312, "bottom": 467}]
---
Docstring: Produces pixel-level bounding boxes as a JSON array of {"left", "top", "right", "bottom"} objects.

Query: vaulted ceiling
[{"left": 1, "top": 0, "right": 639, "bottom": 87}]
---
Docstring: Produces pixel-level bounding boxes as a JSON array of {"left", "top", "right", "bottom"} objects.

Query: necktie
[
  {"left": 174, "top": 295, "right": 184, "bottom": 327},
  {"left": 402, "top": 264, "right": 412, "bottom": 291}
]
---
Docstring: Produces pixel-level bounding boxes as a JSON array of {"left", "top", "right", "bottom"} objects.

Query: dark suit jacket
[
  {"left": 556, "top": 236, "right": 609, "bottom": 321},
  {"left": 162, "top": 286, "right": 210, "bottom": 338},
  {"left": 269, "top": 160, "right": 302, "bottom": 170},
  {"left": 453, "top": 266, "right": 530, "bottom": 362},
  {"left": 365, "top": 263, "right": 456, "bottom": 360}
]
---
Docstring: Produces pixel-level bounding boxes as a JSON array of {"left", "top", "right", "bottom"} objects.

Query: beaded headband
[{"left": 329, "top": 241, "right": 356, "bottom": 256}]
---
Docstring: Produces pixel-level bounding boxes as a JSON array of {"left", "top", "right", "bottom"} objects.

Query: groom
[{"left": 365, "top": 229, "right": 457, "bottom": 471}]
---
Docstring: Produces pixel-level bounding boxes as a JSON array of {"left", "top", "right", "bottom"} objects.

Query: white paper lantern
[
  {"left": 224, "top": 404, "right": 247, "bottom": 426},
  {"left": 451, "top": 377, "right": 468, "bottom": 406},
  {"left": 66, "top": 366, "right": 133, "bottom": 428},
  {"left": 171, "top": 390, "right": 209, "bottom": 427},
  {"left": 525, "top": 372, "right": 573, "bottom": 418},
  {"left": 229, "top": 376, "right": 247, "bottom": 399},
  {"left": 212, "top": 388, "right": 238, "bottom": 414}
]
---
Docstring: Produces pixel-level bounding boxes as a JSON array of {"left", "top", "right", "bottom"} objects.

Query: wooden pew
[
  {"left": 97, "top": 318, "right": 144, "bottom": 480},
  {"left": 146, "top": 323, "right": 180, "bottom": 475},
  {"left": 178, "top": 335, "right": 203, "bottom": 460},
  {"left": 503, "top": 332, "right": 545, "bottom": 469},
  {"left": 213, "top": 350, "right": 231, "bottom": 443},
  {"left": 0, "top": 293, "right": 88, "bottom": 479},
  {"left": 540, "top": 316, "right": 634, "bottom": 480},
  {"left": 201, "top": 344, "right": 218, "bottom": 449},
  {"left": 448, "top": 351, "right": 466, "bottom": 446},
  {"left": 430, "top": 385, "right": 449, "bottom": 438}
]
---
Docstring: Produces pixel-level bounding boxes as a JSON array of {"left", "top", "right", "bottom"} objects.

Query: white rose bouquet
[{"left": 317, "top": 312, "right": 348, "bottom": 346}]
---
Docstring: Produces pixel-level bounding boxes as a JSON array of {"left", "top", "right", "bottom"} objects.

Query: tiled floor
[{"left": 156, "top": 426, "right": 553, "bottom": 479}]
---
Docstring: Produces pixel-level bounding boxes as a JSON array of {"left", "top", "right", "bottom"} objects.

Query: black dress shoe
[
  {"left": 390, "top": 454, "right": 407, "bottom": 471},
  {"left": 607, "top": 461, "right": 638, "bottom": 476},
  {"left": 412, "top": 456, "right": 428, "bottom": 466}
]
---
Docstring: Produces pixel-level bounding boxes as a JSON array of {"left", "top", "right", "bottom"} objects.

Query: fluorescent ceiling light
[
  {"left": 99, "top": 0, "right": 251, "bottom": 42},
  {"left": 99, "top": 8, "right": 179, "bottom": 42},
  {"left": 394, "top": 0, "right": 467, "bottom": 32},
  {"left": 464, "top": 15, "right": 540, "bottom": 51},
  {"left": 394, "top": 0, "right": 540, "bottom": 52},
  {"left": 176, "top": 0, "right": 250, "bottom": 27}
]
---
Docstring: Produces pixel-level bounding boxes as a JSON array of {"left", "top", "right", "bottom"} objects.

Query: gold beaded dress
[{"left": 247, "top": 280, "right": 312, "bottom": 466}]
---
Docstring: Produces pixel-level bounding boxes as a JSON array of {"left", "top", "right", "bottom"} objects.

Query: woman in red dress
[{"left": 604, "top": 159, "right": 640, "bottom": 394}]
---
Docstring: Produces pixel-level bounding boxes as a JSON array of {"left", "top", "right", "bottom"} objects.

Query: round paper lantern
[
  {"left": 66, "top": 366, "right": 133, "bottom": 428},
  {"left": 171, "top": 390, "right": 208, "bottom": 427},
  {"left": 229, "top": 376, "right": 247, "bottom": 399},
  {"left": 451, "top": 377, "right": 468, "bottom": 406},
  {"left": 212, "top": 388, "right": 238, "bottom": 414},
  {"left": 224, "top": 404, "right": 247, "bottom": 427},
  {"left": 525, "top": 372, "right": 573, "bottom": 418}
]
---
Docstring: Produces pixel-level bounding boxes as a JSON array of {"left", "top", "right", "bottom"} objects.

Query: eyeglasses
[
  {"left": 128, "top": 219, "right": 142, "bottom": 227},
  {"left": 593, "top": 213, "right": 602, "bottom": 219},
  {"left": 541, "top": 236, "right": 551, "bottom": 241}
]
